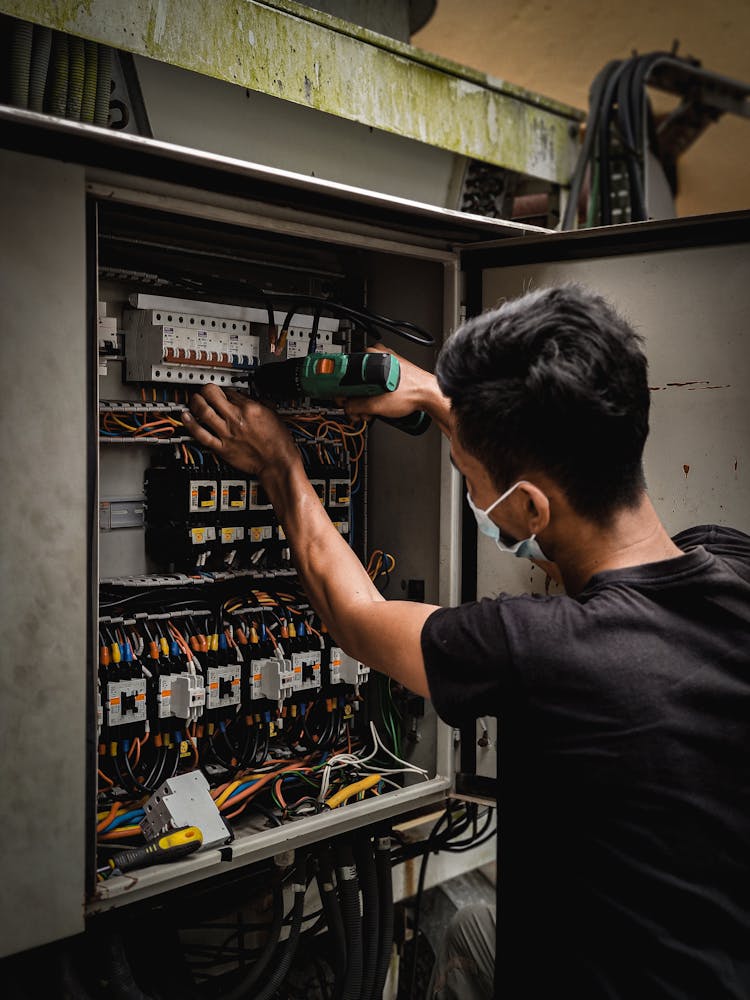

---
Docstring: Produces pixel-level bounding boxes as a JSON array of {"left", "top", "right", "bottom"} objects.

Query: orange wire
[
  {"left": 96, "top": 801, "right": 120, "bottom": 833},
  {"left": 97, "top": 768, "right": 114, "bottom": 788},
  {"left": 98, "top": 826, "right": 142, "bottom": 841}
]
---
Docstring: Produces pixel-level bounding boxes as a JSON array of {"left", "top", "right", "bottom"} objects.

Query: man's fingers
[
  {"left": 181, "top": 409, "right": 224, "bottom": 452},
  {"left": 199, "top": 383, "right": 244, "bottom": 423},
  {"left": 189, "top": 391, "right": 229, "bottom": 438},
  {"left": 224, "top": 386, "right": 251, "bottom": 405}
]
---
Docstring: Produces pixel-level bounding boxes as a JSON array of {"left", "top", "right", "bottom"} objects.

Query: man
[{"left": 181, "top": 285, "right": 750, "bottom": 998}]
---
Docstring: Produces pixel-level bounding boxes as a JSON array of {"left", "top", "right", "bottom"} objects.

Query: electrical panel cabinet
[{"left": 1, "top": 107, "right": 748, "bottom": 958}]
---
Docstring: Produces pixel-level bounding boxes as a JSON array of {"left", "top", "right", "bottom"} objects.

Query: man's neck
[{"left": 551, "top": 495, "right": 684, "bottom": 595}]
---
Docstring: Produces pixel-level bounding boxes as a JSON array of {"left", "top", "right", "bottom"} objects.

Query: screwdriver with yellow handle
[{"left": 102, "top": 826, "right": 203, "bottom": 876}]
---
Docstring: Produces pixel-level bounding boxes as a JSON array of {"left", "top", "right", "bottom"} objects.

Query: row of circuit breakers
[
  {"left": 99, "top": 293, "right": 352, "bottom": 571},
  {"left": 145, "top": 461, "right": 351, "bottom": 570}
]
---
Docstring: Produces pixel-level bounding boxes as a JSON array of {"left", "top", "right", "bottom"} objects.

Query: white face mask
[{"left": 466, "top": 481, "right": 549, "bottom": 562}]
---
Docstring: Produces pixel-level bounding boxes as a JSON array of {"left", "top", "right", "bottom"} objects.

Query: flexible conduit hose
[
  {"left": 334, "top": 842, "right": 363, "bottom": 1000},
  {"left": 94, "top": 44, "right": 112, "bottom": 126},
  {"left": 317, "top": 847, "right": 347, "bottom": 993},
  {"left": 48, "top": 32, "right": 69, "bottom": 116},
  {"left": 81, "top": 39, "right": 98, "bottom": 122},
  {"left": 372, "top": 836, "right": 394, "bottom": 1000},
  {"left": 58, "top": 945, "right": 97, "bottom": 1000},
  {"left": 66, "top": 33, "right": 85, "bottom": 121},
  {"left": 218, "top": 871, "right": 285, "bottom": 1000},
  {"left": 102, "top": 932, "right": 153, "bottom": 1000},
  {"left": 253, "top": 858, "right": 309, "bottom": 1000},
  {"left": 354, "top": 836, "right": 380, "bottom": 1000},
  {"left": 28, "top": 25, "right": 52, "bottom": 112},
  {"left": 10, "top": 20, "right": 33, "bottom": 108}
]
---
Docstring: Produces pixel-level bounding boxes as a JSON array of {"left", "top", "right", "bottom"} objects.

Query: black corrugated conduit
[
  {"left": 354, "top": 835, "right": 380, "bottom": 1000},
  {"left": 28, "top": 25, "right": 51, "bottom": 112},
  {"left": 101, "top": 932, "right": 153, "bottom": 1000},
  {"left": 217, "top": 868, "right": 285, "bottom": 1000},
  {"left": 372, "top": 835, "right": 394, "bottom": 1000},
  {"left": 47, "top": 31, "right": 69, "bottom": 117},
  {"left": 253, "top": 857, "right": 309, "bottom": 1000},
  {"left": 9, "top": 19, "right": 33, "bottom": 108},
  {"left": 317, "top": 845, "right": 347, "bottom": 993},
  {"left": 334, "top": 841, "right": 363, "bottom": 1000},
  {"left": 81, "top": 39, "right": 99, "bottom": 123},
  {"left": 94, "top": 42, "right": 112, "bottom": 126},
  {"left": 66, "top": 33, "right": 85, "bottom": 120}
]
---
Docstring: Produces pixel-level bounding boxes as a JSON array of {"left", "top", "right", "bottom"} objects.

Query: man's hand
[
  {"left": 181, "top": 386, "right": 299, "bottom": 478},
  {"left": 343, "top": 343, "right": 453, "bottom": 436}
]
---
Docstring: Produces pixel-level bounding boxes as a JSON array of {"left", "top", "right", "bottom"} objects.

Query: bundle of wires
[
  {"left": 286, "top": 413, "right": 367, "bottom": 489},
  {"left": 562, "top": 50, "right": 682, "bottom": 229},
  {"left": 99, "top": 408, "right": 185, "bottom": 440},
  {"left": 367, "top": 549, "right": 396, "bottom": 592}
]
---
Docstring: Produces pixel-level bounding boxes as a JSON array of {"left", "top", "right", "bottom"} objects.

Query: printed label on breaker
[{"left": 249, "top": 525, "right": 272, "bottom": 543}]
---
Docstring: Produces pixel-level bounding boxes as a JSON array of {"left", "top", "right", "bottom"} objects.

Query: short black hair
[{"left": 436, "top": 284, "right": 650, "bottom": 523}]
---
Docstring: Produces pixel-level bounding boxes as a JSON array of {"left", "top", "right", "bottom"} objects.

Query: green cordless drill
[{"left": 251, "top": 352, "right": 431, "bottom": 435}]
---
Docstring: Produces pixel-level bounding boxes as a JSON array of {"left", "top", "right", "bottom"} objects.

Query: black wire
[
  {"left": 259, "top": 291, "right": 434, "bottom": 346},
  {"left": 561, "top": 59, "right": 621, "bottom": 230}
]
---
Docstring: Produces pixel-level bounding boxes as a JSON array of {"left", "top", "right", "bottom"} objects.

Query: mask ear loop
[{"left": 483, "top": 480, "right": 522, "bottom": 516}]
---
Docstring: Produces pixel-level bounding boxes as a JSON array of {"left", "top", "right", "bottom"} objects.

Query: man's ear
[{"left": 519, "top": 481, "right": 550, "bottom": 534}]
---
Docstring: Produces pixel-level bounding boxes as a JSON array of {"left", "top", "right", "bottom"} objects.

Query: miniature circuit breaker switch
[{"left": 140, "top": 771, "right": 232, "bottom": 850}]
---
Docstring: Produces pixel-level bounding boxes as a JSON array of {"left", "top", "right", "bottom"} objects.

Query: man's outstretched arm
[{"left": 181, "top": 359, "right": 451, "bottom": 697}]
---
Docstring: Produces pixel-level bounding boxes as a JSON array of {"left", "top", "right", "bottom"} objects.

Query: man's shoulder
[
  {"left": 674, "top": 523, "right": 750, "bottom": 582},
  {"left": 673, "top": 523, "right": 750, "bottom": 553}
]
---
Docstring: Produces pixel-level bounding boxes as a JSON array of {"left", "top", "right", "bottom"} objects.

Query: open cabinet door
[{"left": 454, "top": 213, "right": 750, "bottom": 797}]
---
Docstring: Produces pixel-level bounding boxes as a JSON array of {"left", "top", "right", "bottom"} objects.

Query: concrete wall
[{"left": 413, "top": 0, "right": 750, "bottom": 217}]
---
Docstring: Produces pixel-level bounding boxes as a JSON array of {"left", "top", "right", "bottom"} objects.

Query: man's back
[{"left": 422, "top": 525, "right": 750, "bottom": 997}]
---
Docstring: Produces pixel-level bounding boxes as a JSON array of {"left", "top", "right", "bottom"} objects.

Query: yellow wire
[{"left": 325, "top": 773, "right": 381, "bottom": 809}]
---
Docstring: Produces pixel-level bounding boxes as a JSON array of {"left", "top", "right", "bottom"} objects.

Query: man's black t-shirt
[{"left": 421, "top": 525, "right": 750, "bottom": 998}]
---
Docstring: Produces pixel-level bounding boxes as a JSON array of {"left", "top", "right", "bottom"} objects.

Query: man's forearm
[
  {"left": 261, "top": 458, "right": 383, "bottom": 649},
  {"left": 420, "top": 376, "right": 453, "bottom": 438}
]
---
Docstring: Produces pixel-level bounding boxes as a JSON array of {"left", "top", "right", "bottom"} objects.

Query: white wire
[{"left": 369, "top": 721, "right": 428, "bottom": 774}]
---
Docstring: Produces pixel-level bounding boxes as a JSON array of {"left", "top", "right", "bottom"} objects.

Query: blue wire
[
  {"left": 224, "top": 779, "right": 261, "bottom": 803},
  {"left": 102, "top": 808, "right": 144, "bottom": 833}
]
